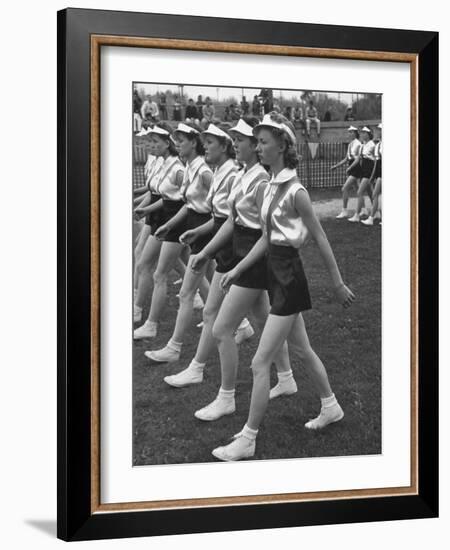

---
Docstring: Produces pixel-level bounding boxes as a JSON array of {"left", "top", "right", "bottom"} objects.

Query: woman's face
[
  {"left": 203, "top": 135, "right": 225, "bottom": 165},
  {"left": 255, "top": 128, "right": 283, "bottom": 167},
  {"left": 349, "top": 130, "right": 357, "bottom": 140},
  {"left": 152, "top": 134, "right": 170, "bottom": 157},
  {"left": 360, "top": 131, "right": 369, "bottom": 143},
  {"left": 176, "top": 133, "right": 195, "bottom": 160},
  {"left": 232, "top": 133, "right": 256, "bottom": 164},
  {"left": 148, "top": 137, "right": 157, "bottom": 156}
]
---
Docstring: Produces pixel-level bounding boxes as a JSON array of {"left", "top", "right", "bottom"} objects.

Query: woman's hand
[
  {"left": 334, "top": 283, "right": 356, "bottom": 308},
  {"left": 154, "top": 224, "right": 170, "bottom": 240},
  {"left": 330, "top": 164, "right": 337, "bottom": 171},
  {"left": 190, "top": 252, "right": 209, "bottom": 273},
  {"left": 134, "top": 208, "right": 145, "bottom": 221},
  {"left": 220, "top": 267, "right": 241, "bottom": 293},
  {"left": 179, "top": 229, "right": 198, "bottom": 246}
]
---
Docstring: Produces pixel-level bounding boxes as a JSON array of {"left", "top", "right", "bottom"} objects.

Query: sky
[{"left": 135, "top": 82, "right": 372, "bottom": 106}]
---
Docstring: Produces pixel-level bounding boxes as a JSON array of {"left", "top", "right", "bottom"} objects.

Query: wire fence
[{"left": 133, "top": 141, "right": 348, "bottom": 190}]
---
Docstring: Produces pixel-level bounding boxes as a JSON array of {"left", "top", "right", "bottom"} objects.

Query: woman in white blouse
[
  {"left": 163, "top": 123, "right": 253, "bottom": 388},
  {"left": 182, "top": 117, "right": 297, "bottom": 422},
  {"left": 362, "top": 123, "right": 382, "bottom": 226},
  {"left": 133, "top": 123, "right": 185, "bottom": 339},
  {"left": 348, "top": 126, "right": 376, "bottom": 223},
  {"left": 331, "top": 126, "right": 362, "bottom": 219},
  {"left": 211, "top": 113, "right": 355, "bottom": 461}
]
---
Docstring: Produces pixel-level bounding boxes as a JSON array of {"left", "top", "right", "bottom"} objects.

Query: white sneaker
[
  {"left": 361, "top": 216, "right": 374, "bottom": 226},
  {"left": 134, "top": 305, "right": 143, "bottom": 323},
  {"left": 196, "top": 321, "right": 204, "bottom": 328},
  {"left": 304, "top": 402, "right": 344, "bottom": 430},
  {"left": 212, "top": 434, "right": 255, "bottom": 461},
  {"left": 164, "top": 365, "right": 204, "bottom": 387},
  {"left": 173, "top": 278, "right": 183, "bottom": 285},
  {"left": 133, "top": 320, "right": 157, "bottom": 340},
  {"left": 194, "top": 397, "right": 235, "bottom": 421},
  {"left": 269, "top": 377, "right": 298, "bottom": 399},
  {"left": 193, "top": 291, "right": 204, "bottom": 310},
  {"left": 235, "top": 323, "right": 254, "bottom": 345},
  {"left": 348, "top": 213, "right": 360, "bottom": 223},
  {"left": 335, "top": 211, "right": 349, "bottom": 219},
  {"left": 145, "top": 344, "right": 180, "bottom": 363}
]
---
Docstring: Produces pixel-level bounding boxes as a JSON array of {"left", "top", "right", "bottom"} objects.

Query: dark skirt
[
  {"left": 146, "top": 193, "right": 165, "bottom": 235},
  {"left": 212, "top": 216, "right": 237, "bottom": 274},
  {"left": 232, "top": 224, "right": 268, "bottom": 290},
  {"left": 162, "top": 199, "right": 186, "bottom": 243},
  {"left": 186, "top": 209, "right": 213, "bottom": 254},
  {"left": 373, "top": 158, "right": 382, "bottom": 179},
  {"left": 267, "top": 244, "right": 312, "bottom": 316},
  {"left": 347, "top": 158, "right": 362, "bottom": 179},
  {"left": 360, "top": 157, "right": 375, "bottom": 179}
]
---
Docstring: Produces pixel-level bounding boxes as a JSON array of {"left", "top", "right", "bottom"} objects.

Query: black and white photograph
[{"left": 131, "top": 82, "right": 382, "bottom": 465}]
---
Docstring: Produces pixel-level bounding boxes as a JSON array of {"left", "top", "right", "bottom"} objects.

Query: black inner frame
[{"left": 57, "top": 8, "right": 438, "bottom": 542}]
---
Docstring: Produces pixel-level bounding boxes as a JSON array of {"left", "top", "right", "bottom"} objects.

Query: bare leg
[
  {"left": 342, "top": 176, "right": 358, "bottom": 210},
  {"left": 355, "top": 178, "right": 371, "bottom": 215},
  {"left": 147, "top": 241, "right": 184, "bottom": 324},
  {"left": 134, "top": 224, "right": 151, "bottom": 291},
  {"left": 135, "top": 235, "right": 161, "bottom": 309},
  {"left": 371, "top": 178, "right": 382, "bottom": 216}
]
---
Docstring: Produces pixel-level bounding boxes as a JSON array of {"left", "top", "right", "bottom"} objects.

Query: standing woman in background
[
  {"left": 144, "top": 122, "right": 215, "bottom": 361},
  {"left": 163, "top": 123, "right": 253, "bottom": 387},
  {"left": 133, "top": 122, "right": 185, "bottom": 338},
  {"left": 348, "top": 126, "right": 376, "bottom": 223},
  {"left": 362, "top": 123, "right": 382, "bottom": 226},
  {"left": 186, "top": 117, "right": 297, "bottom": 423},
  {"left": 212, "top": 113, "right": 355, "bottom": 461},
  {"left": 331, "top": 126, "right": 362, "bottom": 219}
]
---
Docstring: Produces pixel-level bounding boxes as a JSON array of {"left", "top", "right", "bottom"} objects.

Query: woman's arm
[
  {"left": 154, "top": 205, "right": 189, "bottom": 239},
  {"left": 134, "top": 191, "right": 151, "bottom": 208},
  {"left": 294, "top": 190, "right": 355, "bottom": 307},
  {"left": 134, "top": 186, "right": 149, "bottom": 197},
  {"left": 331, "top": 157, "right": 348, "bottom": 170}
]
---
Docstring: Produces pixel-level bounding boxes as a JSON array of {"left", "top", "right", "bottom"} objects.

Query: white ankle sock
[
  {"left": 241, "top": 424, "right": 258, "bottom": 441},
  {"left": 237, "top": 318, "right": 250, "bottom": 330},
  {"left": 190, "top": 359, "right": 205, "bottom": 371},
  {"left": 321, "top": 393, "right": 337, "bottom": 408},
  {"left": 218, "top": 387, "right": 235, "bottom": 402},
  {"left": 167, "top": 339, "right": 182, "bottom": 353},
  {"left": 277, "top": 370, "right": 294, "bottom": 382}
]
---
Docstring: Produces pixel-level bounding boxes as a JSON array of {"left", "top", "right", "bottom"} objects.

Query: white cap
[
  {"left": 377, "top": 123, "right": 382, "bottom": 129},
  {"left": 136, "top": 127, "right": 150, "bottom": 136},
  {"left": 253, "top": 114, "right": 297, "bottom": 145},
  {"left": 229, "top": 119, "right": 254, "bottom": 137},
  {"left": 361, "top": 126, "right": 371, "bottom": 133},
  {"left": 347, "top": 125, "right": 358, "bottom": 132},
  {"left": 174, "top": 122, "right": 199, "bottom": 136},
  {"left": 148, "top": 125, "right": 171, "bottom": 137},
  {"left": 202, "top": 123, "right": 232, "bottom": 141}
]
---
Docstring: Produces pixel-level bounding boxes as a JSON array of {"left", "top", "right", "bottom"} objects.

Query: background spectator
[
  {"left": 344, "top": 107, "right": 355, "bottom": 121},
  {"left": 158, "top": 93, "right": 168, "bottom": 120},
  {"left": 172, "top": 96, "right": 182, "bottom": 121},
  {"left": 196, "top": 95, "right": 205, "bottom": 119},
  {"left": 324, "top": 108, "right": 332, "bottom": 121},
  {"left": 133, "top": 89, "right": 143, "bottom": 131},
  {"left": 141, "top": 95, "right": 159, "bottom": 122},
  {"left": 185, "top": 98, "right": 200, "bottom": 124},
  {"left": 201, "top": 96, "right": 216, "bottom": 127},
  {"left": 305, "top": 99, "right": 321, "bottom": 137},
  {"left": 251, "top": 95, "right": 260, "bottom": 117},
  {"left": 240, "top": 96, "right": 249, "bottom": 115}
]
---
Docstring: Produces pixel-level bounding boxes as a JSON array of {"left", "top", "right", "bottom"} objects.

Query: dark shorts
[
  {"left": 232, "top": 224, "right": 268, "bottom": 290},
  {"left": 146, "top": 193, "right": 165, "bottom": 235},
  {"left": 360, "top": 158, "right": 375, "bottom": 179},
  {"left": 162, "top": 199, "right": 186, "bottom": 243},
  {"left": 347, "top": 159, "right": 362, "bottom": 179},
  {"left": 267, "top": 244, "right": 312, "bottom": 316},
  {"left": 373, "top": 159, "right": 382, "bottom": 179},
  {"left": 212, "top": 216, "right": 238, "bottom": 274},
  {"left": 186, "top": 209, "right": 213, "bottom": 255}
]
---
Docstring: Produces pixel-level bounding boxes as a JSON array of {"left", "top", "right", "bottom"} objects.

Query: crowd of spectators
[{"left": 133, "top": 89, "right": 362, "bottom": 136}]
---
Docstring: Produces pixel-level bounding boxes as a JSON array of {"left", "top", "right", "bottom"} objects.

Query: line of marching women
[
  {"left": 332, "top": 123, "right": 382, "bottom": 225},
  {"left": 133, "top": 113, "right": 355, "bottom": 462}
]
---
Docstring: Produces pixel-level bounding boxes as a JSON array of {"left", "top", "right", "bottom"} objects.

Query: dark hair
[
  {"left": 179, "top": 121, "right": 205, "bottom": 155},
  {"left": 209, "top": 124, "right": 235, "bottom": 159},
  {"left": 349, "top": 128, "right": 360, "bottom": 139},
  {"left": 361, "top": 126, "right": 374, "bottom": 140},
  {"left": 155, "top": 121, "right": 178, "bottom": 156},
  {"left": 258, "top": 112, "right": 298, "bottom": 169}
]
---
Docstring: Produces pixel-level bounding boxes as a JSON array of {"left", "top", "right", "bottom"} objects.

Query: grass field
[{"left": 133, "top": 203, "right": 381, "bottom": 466}]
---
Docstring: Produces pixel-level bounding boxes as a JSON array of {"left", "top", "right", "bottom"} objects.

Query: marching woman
[
  {"left": 211, "top": 113, "right": 355, "bottom": 461},
  {"left": 347, "top": 126, "right": 376, "bottom": 223},
  {"left": 331, "top": 126, "right": 362, "bottom": 219},
  {"left": 133, "top": 122, "right": 185, "bottom": 337},
  {"left": 143, "top": 122, "right": 215, "bottom": 360},
  {"left": 181, "top": 117, "right": 297, "bottom": 422},
  {"left": 362, "top": 123, "right": 382, "bottom": 226},
  {"left": 162, "top": 123, "right": 253, "bottom": 386}
]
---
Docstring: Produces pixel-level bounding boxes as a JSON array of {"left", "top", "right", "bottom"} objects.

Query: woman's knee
[
  {"left": 153, "top": 268, "right": 169, "bottom": 285},
  {"left": 178, "top": 285, "right": 196, "bottom": 305},
  {"left": 202, "top": 303, "right": 218, "bottom": 325},
  {"left": 211, "top": 317, "right": 235, "bottom": 341}
]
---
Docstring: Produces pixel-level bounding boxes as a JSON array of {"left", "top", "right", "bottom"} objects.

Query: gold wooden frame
[{"left": 90, "top": 35, "right": 419, "bottom": 514}]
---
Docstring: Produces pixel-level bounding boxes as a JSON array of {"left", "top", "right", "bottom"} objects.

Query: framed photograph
[{"left": 57, "top": 8, "right": 438, "bottom": 542}]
